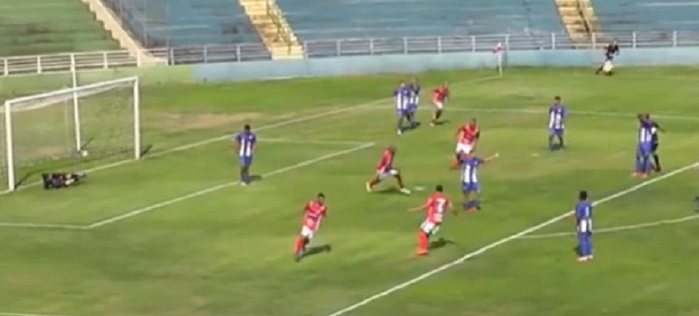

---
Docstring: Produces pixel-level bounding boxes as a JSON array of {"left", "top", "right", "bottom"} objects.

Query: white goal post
[{"left": 0, "top": 76, "right": 141, "bottom": 192}]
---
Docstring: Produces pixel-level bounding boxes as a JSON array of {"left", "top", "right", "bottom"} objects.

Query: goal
[{"left": 0, "top": 76, "right": 141, "bottom": 192}]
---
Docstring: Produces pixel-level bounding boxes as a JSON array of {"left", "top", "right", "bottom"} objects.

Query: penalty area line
[
  {"left": 519, "top": 213, "right": 699, "bottom": 240},
  {"left": 86, "top": 142, "right": 376, "bottom": 229},
  {"left": 324, "top": 161, "right": 698, "bottom": 316},
  {"left": 0, "top": 312, "right": 72, "bottom": 316}
]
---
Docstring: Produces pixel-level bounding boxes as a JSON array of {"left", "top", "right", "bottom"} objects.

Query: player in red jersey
[
  {"left": 294, "top": 192, "right": 328, "bottom": 262},
  {"left": 366, "top": 146, "right": 411, "bottom": 195},
  {"left": 431, "top": 83, "right": 450, "bottom": 126},
  {"left": 452, "top": 118, "right": 481, "bottom": 167},
  {"left": 409, "top": 184, "right": 454, "bottom": 256}
]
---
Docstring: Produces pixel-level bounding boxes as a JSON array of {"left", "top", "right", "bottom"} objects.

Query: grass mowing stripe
[
  {"left": 86, "top": 142, "right": 376, "bottom": 229},
  {"left": 520, "top": 213, "right": 699, "bottom": 240},
  {"left": 0, "top": 312, "right": 72, "bottom": 316},
  {"left": 3, "top": 75, "right": 502, "bottom": 195},
  {"left": 325, "top": 161, "right": 698, "bottom": 316}
]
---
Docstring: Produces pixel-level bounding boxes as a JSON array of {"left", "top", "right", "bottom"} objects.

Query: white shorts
[
  {"left": 377, "top": 168, "right": 399, "bottom": 180},
  {"left": 455, "top": 143, "right": 474, "bottom": 154},
  {"left": 420, "top": 220, "right": 440, "bottom": 235},
  {"left": 433, "top": 101, "right": 444, "bottom": 110},
  {"left": 300, "top": 225, "right": 317, "bottom": 239}
]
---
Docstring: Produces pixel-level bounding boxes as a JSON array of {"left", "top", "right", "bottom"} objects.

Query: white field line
[
  {"left": 0, "top": 222, "right": 86, "bottom": 230},
  {"left": 4, "top": 75, "right": 502, "bottom": 195},
  {"left": 0, "top": 312, "right": 71, "bottom": 316},
  {"left": 519, "top": 213, "right": 699, "bottom": 240},
  {"left": 391, "top": 106, "right": 699, "bottom": 121},
  {"left": 325, "top": 161, "right": 698, "bottom": 316},
  {"left": 86, "top": 142, "right": 375, "bottom": 229}
]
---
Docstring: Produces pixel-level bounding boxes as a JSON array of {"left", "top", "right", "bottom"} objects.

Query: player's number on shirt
[{"left": 434, "top": 198, "right": 448, "bottom": 221}]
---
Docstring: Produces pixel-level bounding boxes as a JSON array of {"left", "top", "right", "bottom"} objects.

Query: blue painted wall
[{"left": 193, "top": 47, "right": 699, "bottom": 82}]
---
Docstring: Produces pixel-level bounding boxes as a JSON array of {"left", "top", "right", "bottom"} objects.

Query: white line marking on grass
[
  {"left": 4, "top": 76, "right": 501, "bottom": 195},
  {"left": 520, "top": 213, "right": 699, "bottom": 240},
  {"left": 0, "top": 222, "right": 86, "bottom": 230},
  {"left": 325, "top": 161, "right": 698, "bottom": 316},
  {"left": 0, "top": 312, "right": 72, "bottom": 316},
  {"left": 86, "top": 142, "right": 376, "bottom": 229}
]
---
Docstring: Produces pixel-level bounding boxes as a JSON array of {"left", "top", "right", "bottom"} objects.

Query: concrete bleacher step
[{"left": 239, "top": 0, "right": 304, "bottom": 59}]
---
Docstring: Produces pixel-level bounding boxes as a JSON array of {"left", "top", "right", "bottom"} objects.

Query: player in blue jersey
[
  {"left": 235, "top": 124, "right": 257, "bottom": 186},
  {"left": 548, "top": 96, "right": 568, "bottom": 151},
  {"left": 455, "top": 152, "right": 499, "bottom": 213},
  {"left": 575, "top": 190, "right": 594, "bottom": 262},
  {"left": 407, "top": 77, "right": 421, "bottom": 128},
  {"left": 394, "top": 81, "right": 412, "bottom": 135},
  {"left": 633, "top": 113, "right": 654, "bottom": 178},
  {"left": 649, "top": 116, "right": 665, "bottom": 172}
]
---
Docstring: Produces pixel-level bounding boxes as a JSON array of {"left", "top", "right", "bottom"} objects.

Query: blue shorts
[
  {"left": 637, "top": 143, "right": 652, "bottom": 156},
  {"left": 462, "top": 182, "right": 480, "bottom": 193},
  {"left": 549, "top": 128, "right": 564, "bottom": 137},
  {"left": 407, "top": 104, "right": 418, "bottom": 113},
  {"left": 239, "top": 156, "right": 253, "bottom": 166}
]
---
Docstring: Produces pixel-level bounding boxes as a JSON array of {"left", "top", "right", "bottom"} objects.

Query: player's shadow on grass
[
  {"left": 376, "top": 187, "right": 403, "bottom": 194},
  {"left": 248, "top": 175, "right": 262, "bottom": 183},
  {"left": 433, "top": 120, "right": 450, "bottom": 126},
  {"left": 303, "top": 244, "right": 332, "bottom": 260},
  {"left": 429, "top": 238, "right": 455, "bottom": 251}
]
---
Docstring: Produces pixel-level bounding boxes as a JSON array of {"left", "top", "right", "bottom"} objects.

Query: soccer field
[{"left": 1, "top": 67, "right": 698, "bottom": 316}]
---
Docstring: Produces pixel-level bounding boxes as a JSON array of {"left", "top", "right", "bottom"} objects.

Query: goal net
[{"left": 0, "top": 76, "right": 141, "bottom": 192}]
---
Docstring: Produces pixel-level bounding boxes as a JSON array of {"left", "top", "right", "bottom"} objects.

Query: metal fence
[{"left": 2, "top": 31, "right": 699, "bottom": 77}]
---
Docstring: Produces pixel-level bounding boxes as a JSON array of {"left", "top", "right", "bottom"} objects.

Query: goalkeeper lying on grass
[{"left": 42, "top": 172, "right": 86, "bottom": 190}]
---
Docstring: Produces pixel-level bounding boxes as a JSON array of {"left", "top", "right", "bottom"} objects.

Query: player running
[
  {"left": 407, "top": 77, "right": 421, "bottom": 128},
  {"left": 409, "top": 185, "right": 454, "bottom": 256},
  {"left": 455, "top": 152, "right": 499, "bottom": 212},
  {"left": 633, "top": 113, "right": 654, "bottom": 178},
  {"left": 394, "top": 81, "right": 412, "bottom": 135},
  {"left": 235, "top": 124, "right": 257, "bottom": 186},
  {"left": 366, "top": 146, "right": 411, "bottom": 195},
  {"left": 294, "top": 192, "right": 328, "bottom": 262},
  {"left": 452, "top": 118, "right": 481, "bottom": 167},
  {"left": 575, "top": 190, "right": 594, "bottom": 262},
  {"left": 548, "top": 96, "right": 568, "bottom": 151},
  {"left": 430, "top": 83, "right": 449, "bottom": 126}
]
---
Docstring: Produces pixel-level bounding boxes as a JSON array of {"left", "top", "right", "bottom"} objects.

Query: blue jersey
[
  {"left": 461, "top": 156, "right": 483, "bottom": 192},
  {"left": 235, "top": 131, "right": 257, "bottom": 165},
  {"left": 637, "top": 120, "right": 653, "bottom": 155},
  {"left": 394, "top": 87, "right": 411, "bottom": 114},
  {"left": 548, "top": 104, "right": 567, "bottom": 134},
  {"left": 575, "top": 201, "right": 593, "bottom": 234}
]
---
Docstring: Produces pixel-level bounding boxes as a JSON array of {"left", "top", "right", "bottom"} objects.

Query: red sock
[
  {"left": 294, "top": 237, "right": 305, "bottom": 253},
  {"left": 418, "top": 232, "right": 429, "bottom": 251}
]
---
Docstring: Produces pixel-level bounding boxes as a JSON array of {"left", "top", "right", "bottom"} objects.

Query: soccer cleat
[
  {"left": 241, "top": 182, "right": 248, "bottom": 186},
  {"left": 294, "top": 252, "right": 303, "bottom": 262},
  {"left": 577, "top": 256, "right": 589, "bottom": 262},
  {"left": 365, "top": 182, "right": 373, "bottom": 192},
  {"left": 397, "top": 129, "right": 403, "bottom": 136},
  {"left": 466, "top": 207, "right": 478, "bottom": 213},
  {"left": 416, "top": 249, "right": 428, "bottom": 256},
  {"left": 400, "top": 188, "right": 411, "bottom": 195}
]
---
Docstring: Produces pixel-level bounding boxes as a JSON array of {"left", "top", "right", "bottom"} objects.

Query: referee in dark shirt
[
  {"left": 650, "top": 118, "right": 664, "bottom": 172},
  {"left": 596, "top": 40, "right": 620, "bottom": 75}
]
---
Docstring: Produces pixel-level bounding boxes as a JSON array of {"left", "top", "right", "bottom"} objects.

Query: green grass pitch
[{"left": 0, "top": 67, "right": 698, "bottom": 316}]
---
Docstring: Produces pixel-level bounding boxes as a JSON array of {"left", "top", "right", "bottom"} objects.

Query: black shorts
[{"left": 651, "top": 142, "right": 659, "bottom": 153}]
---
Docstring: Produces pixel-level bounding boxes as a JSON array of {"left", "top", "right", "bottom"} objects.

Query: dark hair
[
  {"left": 317, "top": 192, "right": 325, "bottom": 199},
  {"left": 243, "top": 124, "right": 251, "bottom": 131},
  {"left": 579, "top": 190, "right": 588, "bottom": 200},
  {"left": 554, "top": 96, "right": 561, "bottom": 101},
  {"left": 435, "top": 185, "right": 443, "bottom": 192}
]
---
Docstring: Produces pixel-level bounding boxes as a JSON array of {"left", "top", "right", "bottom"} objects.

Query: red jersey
[
  {"left": 458, "top": 124, "right": 480, "bottom": 145},
  {"left": 376, "top": 149, "right": 394, "bottom": 172},
  {"left": 303, "top": 200, "right": 327, "bottom": 230},
  {"left": 425, "top": 192, "right": 451, "bottom": 224},
  {"left": 432, "top": 86, "right": 449, "bottom": 103}
]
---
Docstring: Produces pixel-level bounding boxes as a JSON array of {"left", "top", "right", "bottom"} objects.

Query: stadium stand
[
  {"left": 103, "top": 0, "right": 270, "bottom": 61},
  {"left": 0, "top": 0, "right": 118, "bottom": 56},
  {"left": 275, "top": 0, "right": 567, "bottom": 41},
  {"left": 592, "top": 0, "right": 699, "bottom": 32}
]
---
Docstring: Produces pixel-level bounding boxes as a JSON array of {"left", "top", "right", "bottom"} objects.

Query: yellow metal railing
[{"left": 265, "top": 0, "right": 293, "bottom": 54}]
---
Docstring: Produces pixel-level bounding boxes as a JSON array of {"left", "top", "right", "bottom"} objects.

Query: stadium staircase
[
  {"left": 238, "top": 0, "right": 304, "bottom": 60},
  {"left": 555, "top": 0, "right": 601, "bottom": 45},
  {"left": 81, "top": 0, "right": 164, "bottom": 64}
]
